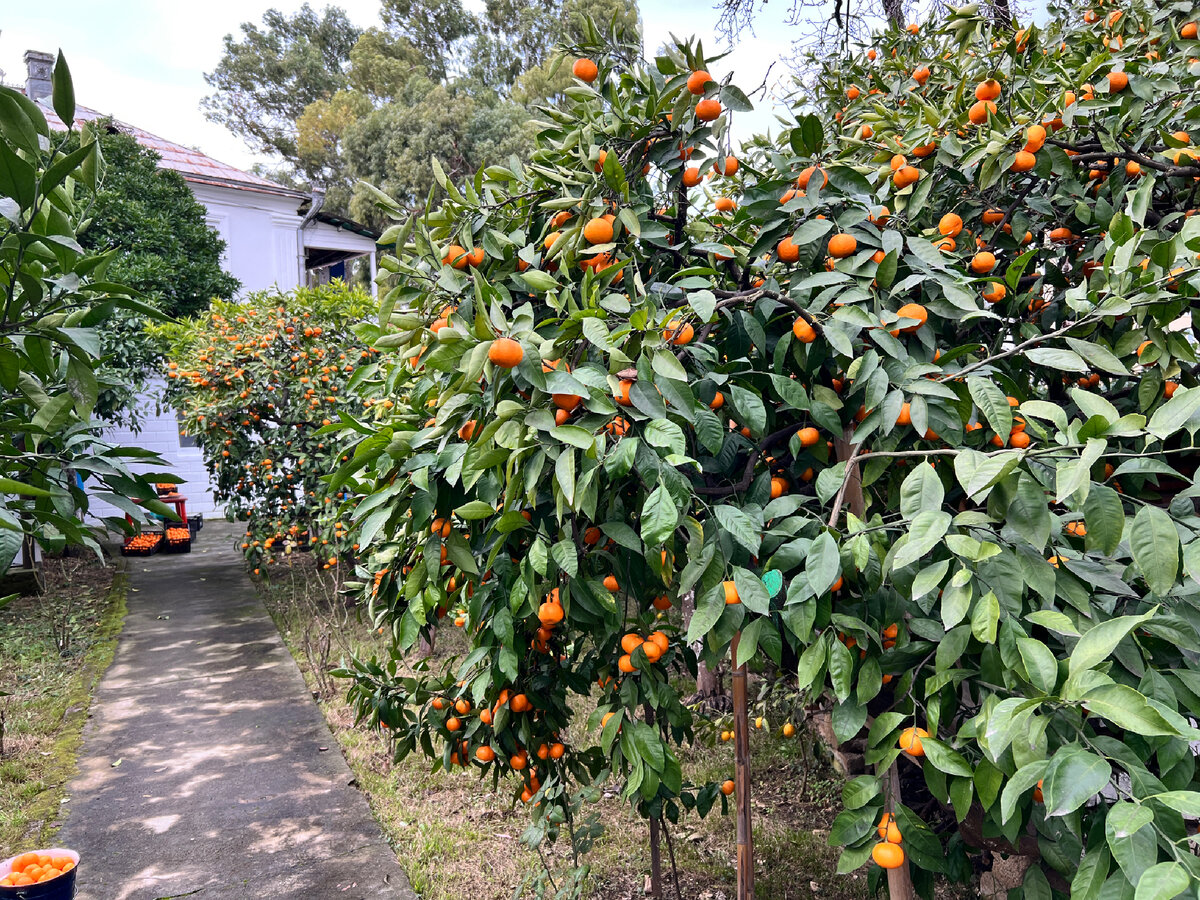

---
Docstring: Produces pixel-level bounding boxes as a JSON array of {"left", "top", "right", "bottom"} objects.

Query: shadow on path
[{"left": 59, "top": 523, "right": 415, "bottom": 900}]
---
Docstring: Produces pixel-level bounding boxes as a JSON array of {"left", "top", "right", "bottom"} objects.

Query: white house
[{"left": 19, "top": 50, "right": 380, "bottom": 518}]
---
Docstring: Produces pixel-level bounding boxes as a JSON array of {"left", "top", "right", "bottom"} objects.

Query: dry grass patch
[
  {"left": 257, "top": 556, "right": 873, "bottom": 900},
  {"left": 0, "top": 555, "right": 124, "bottom": 856}
]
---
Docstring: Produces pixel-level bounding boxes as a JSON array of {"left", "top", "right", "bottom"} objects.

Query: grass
[
  {"left": 257, "top": 556, "right": 874, "bottom": 900},
  {"left": 0, "top": 554, "right": 126, "bottom": 857}
]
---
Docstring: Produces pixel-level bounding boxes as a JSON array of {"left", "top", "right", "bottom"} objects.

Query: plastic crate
[
  {"left": 121, "top": 532, "right": 163, "bottom": 556},
  {"left": 163, "top": 526, "right": 192, "bottom": 554}
]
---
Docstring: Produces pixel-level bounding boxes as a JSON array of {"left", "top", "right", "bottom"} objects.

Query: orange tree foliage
[
  {"left": 159, "top": 285, "right": 379, "bottom": 570},
  {"left": 338, "top": 2, "right": 1200, "bottom": 895}
]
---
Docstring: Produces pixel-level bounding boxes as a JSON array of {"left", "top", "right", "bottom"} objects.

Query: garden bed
[
  {"left": 0, "top": 554, "right": 126, "bottom": 856},
  {"left": 254, "top": 556, "right": 899, "bottom": 900}
]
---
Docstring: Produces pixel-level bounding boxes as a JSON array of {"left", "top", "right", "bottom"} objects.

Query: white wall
[
  {"left": 191, "top": 182, "right": 305, "bottom": 293},
  {"left": 88, "top": 380, "right": 225, "bottom": 522},
  {"left": 91, "top": 183, "right": 307, "bottom": 526}
]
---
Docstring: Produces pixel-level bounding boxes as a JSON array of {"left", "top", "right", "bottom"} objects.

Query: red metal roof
[{"left": 35, "top": 97, "right": 305, "bottom": 199}]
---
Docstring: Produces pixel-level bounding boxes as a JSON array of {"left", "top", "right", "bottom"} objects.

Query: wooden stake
[
  {"left": 648, "top": 815, "right": 663, "bottom": 898},
  {"left": 731, "top": 632, "right": 754, "bottom": 900},
  {"left": 645, "top": 705, "right": 663, "bottom": 898},
  {"left": 883, "top": 760, "right": 916, "bottom": 900}
]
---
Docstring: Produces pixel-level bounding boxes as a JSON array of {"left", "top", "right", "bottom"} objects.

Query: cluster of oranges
[
  {"left": 871, "top": 813, "right": 906, "bottom": 869},
  {"left": 166, "top": 526, "right": 190, "bottom": 544},
  {"left": 2, "top": 851, "right": 75, "bottom": 886},
  {"left": 617, "top": 630, "right": 671, "bottom": 673},
  {"left": 122, "top": 532, "right": 161, "bottom": 553}
]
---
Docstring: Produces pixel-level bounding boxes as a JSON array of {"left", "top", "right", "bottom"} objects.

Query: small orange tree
[
  {"left": 159, "top": 284, "right": 378, "bottom": 571},
  {"left": 340, "top": 2, "right": 1200, "bottom": 895}
]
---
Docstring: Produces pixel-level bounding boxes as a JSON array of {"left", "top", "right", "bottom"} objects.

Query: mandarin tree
[
  {"left": 158, "top": 285, "right": 378, "bottom": 572},
  {"left": 339, "top": 2, "right": 1200, "bottom": 896}
]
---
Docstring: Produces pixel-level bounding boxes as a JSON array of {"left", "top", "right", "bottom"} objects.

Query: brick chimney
[{"left": 23, "top": 50, "right": 53, "bottom": 103}]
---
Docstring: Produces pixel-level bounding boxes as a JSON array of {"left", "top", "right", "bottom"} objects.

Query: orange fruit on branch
[
  {"left": 970, "top": 251, "right": 997, "bottom": 274},
  {"left": 975, "top": 78, "right": 1001, "bottom": 101},
  {"left": 797, "top": 426, "right": 820, "bottom": 447},
  {"left": 895, "top": 302, "right": 928, "bottom": 333},
  {"left": 686, "top": 70, "right": 712, "bottom": 95},
  {"left": 828, "top": 233, "right": 857, "bottom": 258},
  {"left": 872, "top": 842, "right": 905, "bottom": 869},
  {"left": 696, "top": 98, "right": 722, "bottom": 121},
  {"left": 723, "top": 580, "right": 740, "bottom": 605},
  {"left": 793, "top": 317, "right": 817, "bottom": 343},
  {"left": 899, "top": 725, "right": 930, "bottom": 756},
  {"left": 572, "top": 58, "right": 598, "bottom": 83},
  {"left": 488, "top": 337, "right": 524, "bottom": 369},
  {"left": 938, "top": 213, "right": 963, "bottom": 237},
  {"left": 664, "top": 320, "right": 695, "bottom": 345},
  {"left": 777, "top": 235, "right": 801, "bottom": 263},
  {"left": 583, "top": 217, "right": 615, "bottom": 244}
]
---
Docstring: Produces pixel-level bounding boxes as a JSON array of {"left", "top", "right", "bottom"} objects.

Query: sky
[{"left": 1, "top": 1, "right": 865, "bottom": 175}]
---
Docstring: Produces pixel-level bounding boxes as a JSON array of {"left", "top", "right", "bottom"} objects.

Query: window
[{"left": 176, "top": 412, "right": 197, "bottom": 448}]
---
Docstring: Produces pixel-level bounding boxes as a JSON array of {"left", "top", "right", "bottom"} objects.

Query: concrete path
[{"left": 59, "top": 523, "right": 415, "bottom": 900}]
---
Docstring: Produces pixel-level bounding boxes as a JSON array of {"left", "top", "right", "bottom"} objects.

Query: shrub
[{"left": 159, "top": 284, "right": 378, "bottom": 571}]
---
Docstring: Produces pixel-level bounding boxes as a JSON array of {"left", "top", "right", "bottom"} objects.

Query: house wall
[
  {"left": 90, "top": 183, "right": 307, "bottom": 526},
  {"left": 87, "top": 380, "right": 225, "bottom": 521},
  {"left": 191, "top": 182, "right": 305, "bottom": 293}
]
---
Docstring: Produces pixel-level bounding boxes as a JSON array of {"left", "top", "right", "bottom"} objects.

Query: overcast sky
[{"left": 1, "top": 1, "right": 869, "bottom": 175}]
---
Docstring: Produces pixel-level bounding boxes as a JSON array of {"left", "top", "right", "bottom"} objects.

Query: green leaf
[
  {"left": 1133, "top": 862, "right": 1191, "bottom": 900},
  {"left": 553, "top": 424, "right": 597, "bottom": 450},
  {"left": 1069, "top": 610, "right": 1154, "bottom": 678},
  {"left": 640, "top": 483, "right": 679, "bottom": 547},
  {"left": 920, "top": 739, "right": 974, "bottom": 777},
  {"left": 1107, "top": 801, "right": 1158, "bottom": 884},
  {"left": 1065, "top": 336, "right": 1129, "bottom": 376},
  {"left": 1147, "top": 386, "right": 1200, "bottom": 440},
  {"left": 967, "top": 376, "right": 1012, "bottom": 437},
  {"left": 900, "top": 462, "right": 943, "bottom": 520},
  {"left": 805, "top": 531, "right": 841, "bottom": 595},
  {"left": 1016, "top": 637, "right": 1058, "bottom": 694},
  {"left": 454, "top": 500, "right": 496, "bottom": 520},
  {"left": 1071, "top": 845, "right": 1112, "bottom": 898},
  {"left": 1150, "top": 791, "right": 1200, "bottom": 817},
  {"left": 974, "top": 758, "right": 1003, "bottom": 811},
  {"left": 828, "top": 638, "right": 853, "bottom": 702},
  {"left": 841, "top": 775, "right": 880, "bottom": 810},
  {"left": 970, "top": 590, "right": 999, "bottom": 644},
  {"left": 732, "top": 566, "right": 771, "bottom": 615},
  {"left": 1081, "top": 683, "right": 1181, "bottom": 737},
  {"left": 51, "top": 51, "right": 75, "bottom": 127},
  {"left": 1026, "top": 347, "right": 1087, "bottom": 371},
  {"left": 1041, "top": 746, "right": 1111, "bottom": 818},
  {"left": 686, "top": 583, "right": 724, "bottom": 642},
  {"left": 1007, "top": 473, "right": 1051, "bottom": 551},
  {"left": 1084, "top": 484, "right": 1125, "bottom": 556},
  {"left": 893, "top": 510, "right": 951, "bottom": 569},
  {"left": 720, "top": 83, "right": 754, "bottom": 112},
  {"left": 1000, "top": 759, "right": 1047, "bottom": 824},
  {"left": 714, "top": 504, "right": 761, "bottom": 555},
  {"left": 0, "top": 478, "right": 51, "bottom": 498},
  {"left": 1130, "top": 505, "right": 1178, "bottom": 596}
]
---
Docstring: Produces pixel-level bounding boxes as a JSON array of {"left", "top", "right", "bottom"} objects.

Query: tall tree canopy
[
  {"left": 202, "top": 4, "right": 363, "bottom": 161},
  {"left": 204, "top": 0, "right": 641, "bottom": 225}
]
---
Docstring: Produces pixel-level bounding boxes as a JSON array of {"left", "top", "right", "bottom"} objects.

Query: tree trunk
[
  {"left": 882, "top": 0, "right": 905, "bottom": 30},
  {"left": 683, "top": 588, "right": 726, "bottom": 701}
]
